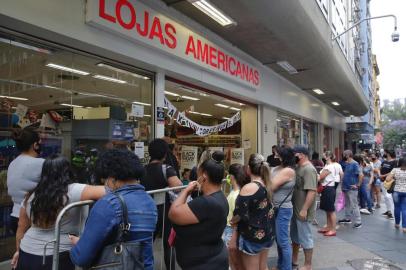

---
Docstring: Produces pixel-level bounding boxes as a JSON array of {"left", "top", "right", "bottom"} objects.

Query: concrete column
[
  {"left": 241, "top": 106, "right": 258, "bottom": 164},
  {"left": 260, "top": 106, "right": 277, "bottom": 158},
  {"left": 154, "top": 70, "right": 165, "bottom": 138}
]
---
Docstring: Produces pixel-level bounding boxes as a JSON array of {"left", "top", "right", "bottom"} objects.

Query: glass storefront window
[
  {"left": 323, "top": 126, "right": 333, "bottom": 152},
  {"left": 303, "top": 120, "right": 317, "bottom": 154},
  {"left": 277, "top": 112, "right": 301, "bottom": 147},
  {"left": 0, "top": 34, "right": 154, "bottom": 262}
]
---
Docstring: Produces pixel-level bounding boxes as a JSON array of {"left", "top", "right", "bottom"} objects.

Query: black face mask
[
  {"left": 295, "top": 156, "right": 300, "bottom": 164},
  {"left": 383, "top": 154, "right": 388, "bottom": 159}
]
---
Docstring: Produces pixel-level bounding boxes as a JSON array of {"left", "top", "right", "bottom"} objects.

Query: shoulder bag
[{"left": 88, "top": 192, "right": 144, "bottom": 270}]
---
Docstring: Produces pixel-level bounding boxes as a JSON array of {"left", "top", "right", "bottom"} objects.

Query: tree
[{"left": 381, "top": 99, "right": 406, "bottom": 149}]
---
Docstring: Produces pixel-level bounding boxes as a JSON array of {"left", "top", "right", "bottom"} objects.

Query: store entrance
[{"left": 164, "top": 79, "right": 258, "bottom": 178}]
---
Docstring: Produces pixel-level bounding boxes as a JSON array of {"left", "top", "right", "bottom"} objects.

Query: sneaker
[
  {"left": 387, "top": 213, "right": 395, "bottom": 220},
  {"left": 368, "top": 208, "right": 374, "bottom": 213},
  {"left": 353, "top": 223, "right": 362, "bottom": 229},
  {"left": 360, "top": 208, "right": 371, "bottom": 215},
  {"left": 382, "top": 211, "right": 389, "bottom": 216},
  {"left": 376, "top": 204, "right": 381, "bottom": 209},
  {"left": 338, "top": 219, "right": 352, "bottom": 224}
]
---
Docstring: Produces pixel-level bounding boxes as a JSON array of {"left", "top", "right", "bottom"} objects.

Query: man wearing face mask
[
  {"left": 291, "top": 146, "right": 318, "bottom": 270},
  {"left": 267, "top": 145, "right": 282, "bottom": 168},
  {"left": 338, "top": 150, "right": 362, "bottom": 228},
  {"left": 380, "top": 150, "right": 397, "bottom": 219}
]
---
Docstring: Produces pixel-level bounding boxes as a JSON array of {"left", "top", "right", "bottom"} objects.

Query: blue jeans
[
  {"left": 393, "top": 191, "right": 406, "bottom": 228},
  {"left": 274, "top": 207, "right": 293, "bottom": 270},
  {"left": 359, "top": 180, "right": 373, "bottom": 209}
]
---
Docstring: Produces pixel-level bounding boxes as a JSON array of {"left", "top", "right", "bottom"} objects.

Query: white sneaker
[{"left": 360, "top": 208, "right": 371, "bottom": 215}]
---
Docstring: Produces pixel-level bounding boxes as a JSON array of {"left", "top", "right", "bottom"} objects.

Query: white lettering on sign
[{"left": 86, "top": 0, "right": 260, "bottom": 88}]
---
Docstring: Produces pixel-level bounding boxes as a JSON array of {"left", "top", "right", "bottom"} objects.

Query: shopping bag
[{"left": 336, "top": 192, "right": 345, "bottom": 212}]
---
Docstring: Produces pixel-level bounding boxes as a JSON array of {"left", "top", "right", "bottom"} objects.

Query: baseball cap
[{"left": 293, "top": 145, "right": 309, "bottom": 156}]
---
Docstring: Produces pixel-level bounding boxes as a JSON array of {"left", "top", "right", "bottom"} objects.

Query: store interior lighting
[
  {"left": 215, "top": 103, "right": 230, "bottom": 108},
  {"left": 222, "top": 117, "right": 230, "bottom": 120},
  {"left": 0, "top": 95, "right": 28, "bottom": 101},
  {"left": 229, "top": 107, "right": 241, "bottom": 111},
  {"left": 46, "top": 63, "right": 90, "bottom": 76},
  {"left": 132, "top": 101, "right": 151, "bottom": 106},
  {"left": 144, "top": 114, "right": 151, "bottom": 117},
  {"left": 277, "top": 61, "right": 298, "bottom": 75},
  {"left": 188, "top": 0, "right": 236, "bottom": 27},
  {"left": 312, "top": 88, "right": 325, "bottom": 95},
  {"left": 96, "top": 63, "right": 150, "bottom": 80},
  {"left": 0, "top": 37, "right": 51, "bottom": 54},
  {"left": 164, "top": 91, "right": 179, "bottom": 97},
  {"left": 331, "top": 101, "right": 340, "bottom": 106},
  {"left": 311, "top": 103, "right": 320, "bottom": 107},
  {"left": 93, "top": 75, "right": 127, "bottom": 84},
  {"left": 181, "top": 95, "right": 200, "bottom": 101},
  {"left": 60, "top": 103, "right": 84, "bottom": 108}
]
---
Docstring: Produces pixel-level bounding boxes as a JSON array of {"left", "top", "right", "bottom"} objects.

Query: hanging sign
[
  {"left": 230, "top": 148, "right": 245, "bottom": 165},
  {"left": 157, "top": 107, "right": 165, "bottom": 123},
  {"left": 181, "top": 146, "right": 198, "bottom": 170},
  {"left": 164, "top": 97, "right": 241, "bottom": 137}
]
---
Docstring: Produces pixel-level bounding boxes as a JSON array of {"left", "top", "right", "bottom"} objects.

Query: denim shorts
[
  {"left": 222, "top": 225, "right": 233, "bottom": 247},
  {"left": 374, "top": 179, "right": 382, "bottom": 186},
  {"left": 238, "top": 234, "right": 272, "bottom": 255},
  {"left": 290, "top": 216, "right": 314, "bottom": 249}
]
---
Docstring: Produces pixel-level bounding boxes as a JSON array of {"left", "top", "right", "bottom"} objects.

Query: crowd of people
[{"left": 5, "top": 127, "right": 406, "bottom": 270}]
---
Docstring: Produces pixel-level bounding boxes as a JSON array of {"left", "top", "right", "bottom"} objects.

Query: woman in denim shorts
[{"left": 230, "top": 154, "right": 273, "bottom": 270}]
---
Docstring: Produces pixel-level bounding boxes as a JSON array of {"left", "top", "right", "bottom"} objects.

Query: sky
[{"left": 370, "top": 0, "right": 405, "bottom": 102}]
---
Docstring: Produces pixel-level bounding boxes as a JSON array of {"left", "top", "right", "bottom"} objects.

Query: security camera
[{"left": 392, "top": 30, "right": 400, "bottom": 42}]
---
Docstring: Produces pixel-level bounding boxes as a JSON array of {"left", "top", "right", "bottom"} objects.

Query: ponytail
[
  {"left": 248, "top": 154, "right": 272, "bottom": 200},
  {"left": 260, "top": 162, "right": 272, "bottom": 200}
]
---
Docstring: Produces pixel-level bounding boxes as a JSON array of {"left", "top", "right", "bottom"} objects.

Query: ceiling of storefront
[{"left": 160, "top": 0, "right": 368, "bottom": 116}]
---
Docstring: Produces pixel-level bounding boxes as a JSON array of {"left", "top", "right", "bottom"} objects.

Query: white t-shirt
[
  {"left": 392, "top": 168, "right": 406, "bottom": 193},
  {"left": 321, "top": 162, "right": 343, "bottom": 186},
  {"left": 7, "top": 155, "right": 45, "bottom": 218},
  {"left": 20, "top": 183, "right": 86, "bottom": 255}
]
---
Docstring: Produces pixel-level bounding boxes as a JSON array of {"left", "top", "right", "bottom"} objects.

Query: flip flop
[
  {"left": 324, "top": 231, "right": 337, "bottom": 237},
  {"left": 318, "top": 229, "right": 329, "bottom": 233}
]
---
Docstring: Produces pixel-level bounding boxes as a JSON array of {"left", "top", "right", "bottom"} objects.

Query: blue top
[
  {"left": 342, "top": 161, "right": 360, "bottom": 191},
  {"left": 70, "top": 184, "right": 157, "bottom": 269}
]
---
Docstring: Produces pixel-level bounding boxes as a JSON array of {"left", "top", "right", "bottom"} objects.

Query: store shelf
[{"left": 176, "top": 135, "right": 241, "bottom": 147}]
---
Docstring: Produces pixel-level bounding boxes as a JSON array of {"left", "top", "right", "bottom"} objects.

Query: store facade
[{"left": 0, "top": 0, "right": 346, "bottom": 265}]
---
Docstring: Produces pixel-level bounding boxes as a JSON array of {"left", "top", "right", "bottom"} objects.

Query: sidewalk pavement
[{"left": 268, "top": 207, "right": 406, "bottom": 270}]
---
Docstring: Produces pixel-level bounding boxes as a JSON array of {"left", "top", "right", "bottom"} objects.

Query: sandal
[
  {"left": 292, "top": 263, "right": 299, "bottom": 269},
  {"left": 324, "top": 230, "right": 336, "bottom": 237},
  {"left": 318, "top": 228, "right": 329, "bottom": 233}
]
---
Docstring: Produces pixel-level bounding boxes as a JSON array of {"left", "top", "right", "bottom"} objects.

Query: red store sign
[{"left": 86, "top": 0, "right": 260, "bottom": 87}]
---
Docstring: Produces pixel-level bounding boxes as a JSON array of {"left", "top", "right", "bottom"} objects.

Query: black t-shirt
[
  {"left": 174, "top": 191, "right": 229, "bottom": 269},
  {"left": 381, "top": 160, "right": 397, "bottom": 180},
  {"left": 267, "top": 154, "right": 281, "bottom": 167},
  {"left": 141, "top": 162, "right": 177, "bottom": 191}
]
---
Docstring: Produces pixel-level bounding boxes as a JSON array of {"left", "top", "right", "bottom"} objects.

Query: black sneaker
[
  {"left": 387, "top": 213, "right": 395, "bottom": 220},
  {"left": 338, "top": 219, "right": 352, "bottom": 224},
  {"left": 353, "top": 223, "right": 362, "bottom": 229},
  {"left": 382, "top": 211, "right": 389, "bottom": 216}
]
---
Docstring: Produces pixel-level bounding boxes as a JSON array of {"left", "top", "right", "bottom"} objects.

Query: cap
[{"left": 294, "top": 145, "right": 309, "bottom": 156}]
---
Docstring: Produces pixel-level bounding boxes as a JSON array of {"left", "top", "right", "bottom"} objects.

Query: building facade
[{"left": 0, "top": 0, "right": 369, "bottom": 266}]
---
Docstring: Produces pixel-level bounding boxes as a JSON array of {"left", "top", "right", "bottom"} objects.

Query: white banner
[
  {"left": 164, "top": 97, "right": 241, "bottom": 137},
  {"left": 230, "top": 148, "right": 245, "bottom": 165},
  {"left": 181, "top": 146, "right": 198, "bottom": 170}
]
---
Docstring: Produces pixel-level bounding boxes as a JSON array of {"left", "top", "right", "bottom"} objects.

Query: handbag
[
  {"left": 384, "top": 179, "right": 396, "bottom": 194},
  {"left": 88, "top": 192, "right": 145, "bottom": 270}
]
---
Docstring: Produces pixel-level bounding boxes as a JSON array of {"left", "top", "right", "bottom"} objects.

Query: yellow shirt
[{"left": 227, "top": 189, "right": 240, "bottom": 226}]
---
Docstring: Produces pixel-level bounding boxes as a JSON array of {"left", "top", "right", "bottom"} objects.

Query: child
[{"left": 181, "top": 168, "right": 191, "bottom": 185}]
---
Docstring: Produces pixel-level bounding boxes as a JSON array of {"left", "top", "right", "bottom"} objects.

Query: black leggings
[{"left": 16, "top": 249, "right": 74, "bottom": 270}]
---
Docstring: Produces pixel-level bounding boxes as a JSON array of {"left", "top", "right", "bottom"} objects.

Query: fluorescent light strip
[
  {"left": 165, "top": 91, "right": 179, "bottom": 97},
  {"left": 331, "top": 102, "right": 340, "bottom": 106},
  {"left": 215, "top": 103, "right": 229, "bottom": 108},
  {"left": 229, "top": 107, "right": 241, "bottom": 111},
  {"left": 191, "top": 0, "right": 235, "bottom": 26},
  {"left": 133, "top": 101, "right": 151, "bottom": 106},
  {"left": 0, "top": 38, "right": 51, "bottom": 54},
  {"left": 313, "top": 89, "right": 325, "bottom": 95},
  {"left": 222, "top": 117, "right": 230, "bottom": 120},
  {"left": 61, "top": 103, "right": 83, "bottom": 108},
  {"left": 0, "top": 95, "right": 28, "bottom": 101},
  {"left": 311, "top": 103, "right": 320, "bottom": 107},
  {"left": 93, "top": 75, "right": 126, "bottom": 84},
  {"left": 96, "top": 63, "right": 150, "bottom": 80},
  {"left": 181, "top": 95, "right": 200, "bottom": 101},
  {"left": 144, "top": 114, "right": 151, "bottom": 117},
  {"left": 46, "top": 63, "right": 89, "bottom": 75},
  {"left": 277, "top": 61, "right": 298, "bottom": 75},
  {"left": 200, "top": 113, "right": 213, "bottom": 117}
]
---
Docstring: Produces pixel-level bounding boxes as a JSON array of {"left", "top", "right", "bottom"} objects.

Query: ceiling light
[
  {"left": 277, "top": 61, "right": 298, "bottom": 75},
  {"left": 165, "top": 91, "right": 179, "bottom": 97},
  {"left": 199, "top": 93, "right": 210, "bottom": 97},
  {"left": 229, "top": 107, "right": 241, "bottom": 111},
  {"left": 61, "top": 103, "right": 83, "bottom": 108},
  {"left": 189, "top": 0, "right": 236, "bottom": 27},
  {"left": 144, "top": 114, "right": 151, "bottom": 117},
  {"left": 224, "top": 99, "right": 245, "bottom": 106},
  {"left": 181, "top": 95, "right": 200, "bottom": 101},
  {"left": 313, "top": 89, "right": 325, "bottom": 95},
  {"left": 215, "top": 103, "right": 229, "bottom": 108},
  {"left": 132, "top": 101, "right": 151, "bottom": 106},
  {"left": 93, "top": 75, "right": 126, "bottom": 84},
  {"left": 200, "top": 113, "right": 213, "bottom": 117},
  {"left": 276, "top": 119, "right": 281, "bottom": 122},
  {"left": 189, "top": 111, "right": 200, "bottom": 115},
  {"left": 222, "top": 117, "right": 230, "bottom": 120},
  {"left": 46, "top": 63, "right": 89, "bottom": 75},
  {"left": 331, "top": 102, "right": 340, "bottom": 106},
  {"left": 96, "top": 63, "right": 150, "bottom": 80},
  {"left": 0, "top": 95, "right": 28, "bottom": 101},
  {"left": 0, "top": 37, "right": 51, "bottom": 54}
]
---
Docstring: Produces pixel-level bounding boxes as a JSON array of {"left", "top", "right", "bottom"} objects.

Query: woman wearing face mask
[
  {"left": 231, "top": 154, "right": 273, "bottom": 270},
  {"left": 169, "top": 151, "right": 229, "bottom": 270},
  {"left": 7, "top": 128, "right": 44, "bottom": 235}
]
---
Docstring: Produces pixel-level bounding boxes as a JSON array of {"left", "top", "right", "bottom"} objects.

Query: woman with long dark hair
[
  {"left": 169, "top": 151, "right": 229, "bottom": 270},
  {"left": 231, "top": 154, "right": 273, "bottom": 270},
  {"left": 269, "top": 147, "right": 296, "bottom": 270},
  {"left": 7, "top": 128, "right": 44, "bottom": 234},
  {"left": 11, "top": 156, "right": 105, "bottom": 270}
]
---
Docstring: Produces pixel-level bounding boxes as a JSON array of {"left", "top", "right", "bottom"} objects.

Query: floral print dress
[{"left": 233, "top": 181, "right": 273, "bottom": 244}]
